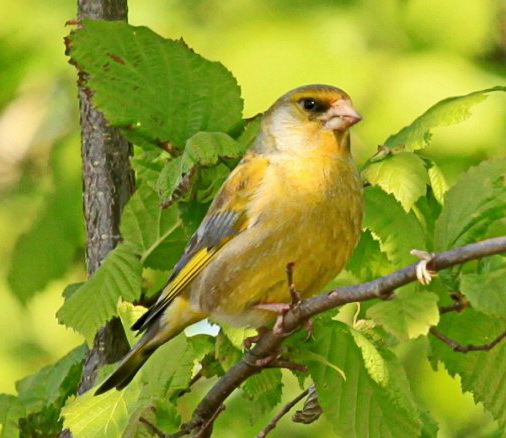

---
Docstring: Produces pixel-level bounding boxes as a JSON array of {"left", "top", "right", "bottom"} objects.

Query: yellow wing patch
[
  {"left": 162, "top": 247, "right": 217, "bottom": 304},
  {"left": 132, "top": 153, "right": 270, "bottom": 333}
]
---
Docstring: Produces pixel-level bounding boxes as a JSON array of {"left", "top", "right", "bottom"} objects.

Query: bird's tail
[
  {"left": 94, "top": 335, "right": 154, "bottom": 395},
  {"left": 94, "top": 296, "right": 206, "bottom": 395}
]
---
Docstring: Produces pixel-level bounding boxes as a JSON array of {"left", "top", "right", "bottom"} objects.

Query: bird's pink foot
[{"left": 255, "top": 303, "right": 291, "bottom": 313}]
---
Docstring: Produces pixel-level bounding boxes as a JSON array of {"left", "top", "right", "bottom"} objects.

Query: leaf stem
[{"left": 255, "top": 388, "right": 310, "bottom": 438}]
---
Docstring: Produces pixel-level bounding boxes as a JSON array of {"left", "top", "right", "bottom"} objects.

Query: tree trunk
[{"left": 76, "top": 0, "right": 133, "bottom": 394}]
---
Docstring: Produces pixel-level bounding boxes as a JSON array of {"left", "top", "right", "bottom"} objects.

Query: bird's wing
[{"left": 132, "top": 153, "right": 269, "bottom": 333}]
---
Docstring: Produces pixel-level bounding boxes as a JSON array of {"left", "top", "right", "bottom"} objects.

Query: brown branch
[
  {"left": 168, "top": 236, "right": 506, "bottom": 436},
  {"left": 255, "top": 388, "right": 310, "bottom": 438},
  {"left": 430, "top": 327, "right": 506, "bottom": 352}
]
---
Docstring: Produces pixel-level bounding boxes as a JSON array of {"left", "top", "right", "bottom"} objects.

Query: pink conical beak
[{"left": 324, "top": 99, "right": 362, "bottom": 131}]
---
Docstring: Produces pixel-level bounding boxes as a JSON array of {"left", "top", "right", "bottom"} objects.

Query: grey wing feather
[
  {"left": 131, "top": 210, "right": 242, "bottom": 333},
  {"left": 169, "top": 211, "right": 241, "bottom": 282}
]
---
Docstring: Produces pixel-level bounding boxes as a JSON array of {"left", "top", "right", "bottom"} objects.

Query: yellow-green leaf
[{"left": 363, "top": 152, "right": 429, "bottom": 211}]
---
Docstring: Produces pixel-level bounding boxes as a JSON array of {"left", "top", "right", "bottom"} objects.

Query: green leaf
[
  {"left": 345, "top": 230, "right": 391, "bottom": 281},
  {"left": 184, "top": 132, "right": 246, "bottom": 166},
  {"left": 153, "top": 400, "right": 181, "bottom": 434},
  {"left": 301, "top": 350, "right": 347, "bottom": 380},
  {"left": 117, "top": 301, "right": 148, "bottom": 346},
  {"left": 385, "top": 86, "right": 506, "bottom": 151},
  {"left": 460, "top": 263, "right": 506, "bottom": 319},
  {"left": 362, "top": 152, "right": 429, "bottom": 211},
  {"left": 363, "top": 187, "right": 425, "bottom": 267},
  {"left": 62, "top": 380, "right": 140, "bottom": 438},
  {"left": 242, "top": 369, "right": 283, "bottom": 421},
  {"left": 195, "top": 164, "right": 230, "bottom": 203},
  {"left": 57, "top": 243, "right": 142, "bottom": 344},
  {"left": 411, "top": 190, "right": 442, "bottom": 250},
  {"left": 350, "top": 330, "right": 389, "bottom": 385},
  {"left": 218, "top": 322, "right": 256, "bottom": 351},
  {"left": 187, "top": 334, "right": 216, "bottom": 362},
  {"left": 215, "top": 330, "right": 242, "bottom": 371},
  {"left": 367, "top": 289, "right": 440, "bottom": 340},
  {"left": 0, "top": 395, "right": 25, "bottom": 438},
  {"left": 139, "top": 333, "right": 194, "bottom": 399},
  {"left": 7, "top": 136, "right": 84, "bottom": 304},
  {"left": 123, "top": 400, "right": 181, "bottom": 437},
  {"left": 7, "top": 183, "right": 83, "bottom": 304},
  {"left": 430, "top": 309, "right": 506, "bottom": 431},
  {"left": 237, "top": 116, "right": 261, "bottom": 149},
  {"left": 419, "top": 410, "right": 439, "bottom": 438},
  {"left": 426, "top": 161, "right": 448, "bottom": 205},
  {"left": 434, "top": 159, "right": 506, "bottom": 251},
  {"left": 157, "top": 132, "right": 244, "bottom": 204},
  {"left": 122, "top": 402, "right": 158, "bottom": 438},
  {"left": 19, "top": 404, "right": 63, "bottom": 437},
  {"left": 307, "top": 320, "right": 421, "bottom": 438},
  {"left": 156, "top": 156, "right": 187, "bottom": 204},
  {"left": 121, "top": 184, "right": 187, "bottom": 270},
  {"left": 15, "top": 344, "right": 86, "bottom": 415},
  {"left": 68, "top": 21, "right": 243, "bottom": 149}
]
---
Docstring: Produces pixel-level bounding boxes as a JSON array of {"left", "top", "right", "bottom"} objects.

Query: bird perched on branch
[{"left": 96, "top": 84, "right": 364, "bottom": 394}]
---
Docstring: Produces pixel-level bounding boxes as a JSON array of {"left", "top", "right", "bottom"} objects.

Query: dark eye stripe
[{"left": 299, "top": 98, "right": 326, "bottom": 113}]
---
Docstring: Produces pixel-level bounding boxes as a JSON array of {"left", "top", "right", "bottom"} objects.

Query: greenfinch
[{"left": 96, "top": 84, "right": 363, "bottom": 394}]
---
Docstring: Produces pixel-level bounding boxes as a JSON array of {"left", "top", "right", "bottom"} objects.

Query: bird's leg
[
  {"left": 286, "top": 261, "right": 302, "bottom": 304},
  {"left": 410, "top": 249, "right": 437, "bottom": 285},
  {"left": 254, "top": 263, "right": 311, "bottom": 337},
  {"left": 285, "top": 262, "right": 314, "bottom": 338},
  {"left": 245, "top": 263, "right": 308, "bottom": 368}
]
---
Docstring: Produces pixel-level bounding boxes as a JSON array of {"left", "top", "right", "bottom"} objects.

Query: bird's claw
[
  {"left": 243, "top": 349, "right": 282, "bottom": 367},
  {"left": 410, "top": 249, "right": 436, "bottom": 285},
  {"left": 254, "top": 263, "right": 314, "bottom": 338},
  {"left": 243, "top": 326, "right": 270, "bottom": 351}
]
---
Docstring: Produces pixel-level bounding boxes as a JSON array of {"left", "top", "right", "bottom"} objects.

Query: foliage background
[{"left": 0, "top": 0, "right": 504, "bottom": 436}]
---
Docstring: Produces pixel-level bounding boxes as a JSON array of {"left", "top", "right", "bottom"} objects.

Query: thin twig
[
  {"left": 255, "top": 389, "right": 310, "bottom": 438},
  {"left": 192, "top": 405, "right": 226, "bottom": 438},
  {"left": 430, "top": 327, "right": 506, "bottom": 352},
  {"left": 139, "top": 417, "right": 166, "bottom": 438},
  {"left": 439, "top": 293, "right": 468, "bottom": 314},
  {"left": 176, "top": 237, "right": 506, "bottom": 435},
  {"left": 439, "top": 303, "right": 465, "bottom": 314},
  {"left": 176, "top": 369, "right": 204, "bottom": 398}
]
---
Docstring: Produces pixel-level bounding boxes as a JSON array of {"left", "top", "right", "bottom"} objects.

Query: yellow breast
[{"left": 190, "top": 148, "right": 363, "bottom": 327}]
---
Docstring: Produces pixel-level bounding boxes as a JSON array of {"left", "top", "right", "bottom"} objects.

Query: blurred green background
[{"left": 0, "top": 0, "right": 504, "bottom": 436}]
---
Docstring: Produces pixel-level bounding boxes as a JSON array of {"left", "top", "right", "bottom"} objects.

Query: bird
[{"left": 95, "top": 84, "right": 364, "bottom": 395}]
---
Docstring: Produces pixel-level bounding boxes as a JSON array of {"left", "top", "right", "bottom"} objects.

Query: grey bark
[{"left": 75, "top": 0, "right": 133, "bottom": 396}]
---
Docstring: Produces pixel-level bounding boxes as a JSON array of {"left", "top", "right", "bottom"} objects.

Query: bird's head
[{"left": 255, "top": 84, "right": 361, "bottom": 155}]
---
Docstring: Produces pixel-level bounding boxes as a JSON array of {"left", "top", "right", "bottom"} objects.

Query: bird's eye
[{"left": 299, "top": 98, "right": 323, "bottom": 112}]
